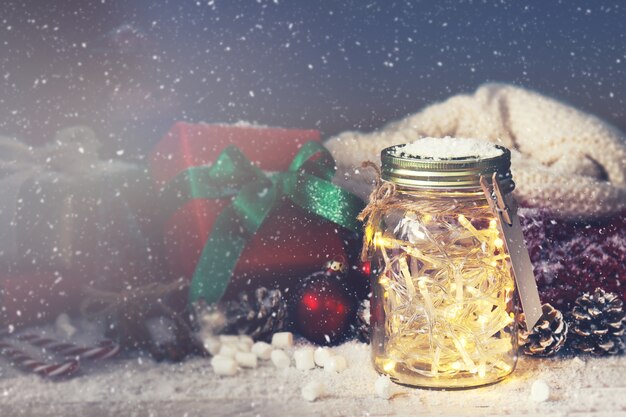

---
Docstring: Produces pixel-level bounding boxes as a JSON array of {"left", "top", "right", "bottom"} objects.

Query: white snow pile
[{"left": 391, "top": 137, "right": 505, "bottom": 160}]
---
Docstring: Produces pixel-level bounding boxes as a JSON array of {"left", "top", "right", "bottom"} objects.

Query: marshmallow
[
  {"left": 301, "top": 381, "right": 325, "bottom": 402},
  {"left": 198, "top": 307, "right": 226, "bottom": 328},
  {"left": 219, "top": 335, "right": 240, "bottom": 343},
  {"left": 324, "top": 355, "right": 347, "bottom": 373},
  {"left": 55, "top": 313, "right": 77, "bottom": 338},
  {"left": 530, "top": 380, "right": 550, "bottom": 402},
  {"left": 235, "top": 352, "right": 258, "bottom": 368},
  {"left": 251, "top": 342, "right": 273, "bottom": 360},
  {"left": 271, "top": 349, "right": 291, "bottom": 369},
  {"left": 375, "top": 375, "right": 395, "bottom": 399},
  {"left": 238, "top": 335, "right": 254, "bottom": 347},
  {"left": 211, "top": 355, "right": 238, "bottom": 376},
  {"left": 202, "top": 337, "right": 221, "bottom": 356},
  {"left": 314, "top": 347, "right": 333, "bottom": 367},
  {"left": 294, "top": 348, "right": 316, "bottom": 371},
  {"left": 271, "top": 332, "right": 294, "bottom": 348},
  {"left": 236, "top": 341, "right": 251, "bottom": 352},
  {"left": 218, "top": 344, "right": 238, "bottom": 358}
]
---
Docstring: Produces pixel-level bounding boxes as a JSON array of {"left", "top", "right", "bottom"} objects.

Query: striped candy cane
[
  {"left": 17, "top": 334, "right": 120, "bottom": 361},
  {"left": 0, "top": 339, "right": 79, "bottom": 378}
]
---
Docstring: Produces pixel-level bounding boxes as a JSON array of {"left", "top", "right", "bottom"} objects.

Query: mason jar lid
[{"left": 380, "top": 139, "right": 515, "bottom": 192}]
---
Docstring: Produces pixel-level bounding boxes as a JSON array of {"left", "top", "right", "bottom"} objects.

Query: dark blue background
[{"left": 1, "top": 0, "right": 624, "bottom": 157}]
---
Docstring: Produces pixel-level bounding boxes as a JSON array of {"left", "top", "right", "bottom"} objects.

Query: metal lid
[{"left": 380, "top": 142, "right": 515, "bottom": 192}]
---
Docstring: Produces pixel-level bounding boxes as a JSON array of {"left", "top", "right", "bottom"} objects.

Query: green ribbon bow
[{"left": 161, "top": 141, "right": 364, "bottom": 305}]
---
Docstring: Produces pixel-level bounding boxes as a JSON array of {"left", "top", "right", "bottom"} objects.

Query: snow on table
[{"left": 1, "top": 341, "right": 625, "bottom": 417}]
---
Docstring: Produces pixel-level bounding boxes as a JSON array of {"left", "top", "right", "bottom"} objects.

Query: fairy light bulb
[{"left": 383, "top": 360, "right": 396, "bottom": 373}]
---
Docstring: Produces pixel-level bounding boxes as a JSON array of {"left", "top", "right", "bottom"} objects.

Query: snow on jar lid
[{"left": 381, "top": 137, "right": 514, "bottom": 191}]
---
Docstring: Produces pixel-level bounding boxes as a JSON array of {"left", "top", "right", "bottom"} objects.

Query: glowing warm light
[
  {"left": 383, "top": 360, "right": 396, "bottom": 372},
  {"left": 365, "top": 224, "right": 375, "bottom": 247},
  {"left": 369, "top": 201, "right": 516, "bottom": 387},
  {"left": 494, "top": 360, "right": 512, "bottom": 373},
  {"left": 478, "top": 363, "right": 487, "bottom": 378}
]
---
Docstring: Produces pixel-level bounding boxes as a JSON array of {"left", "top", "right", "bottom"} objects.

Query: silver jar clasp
[{"left": 480, "top": 173, "right": 543, "bottom": 329}]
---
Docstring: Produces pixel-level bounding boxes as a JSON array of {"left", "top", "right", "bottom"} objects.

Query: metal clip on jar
[{"left": 362, "top": 139, "right": 535, "bottom": 389}]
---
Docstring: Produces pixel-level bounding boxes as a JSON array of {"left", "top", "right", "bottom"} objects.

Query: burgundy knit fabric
[{"left": 520, "top": 208, "right": 626, "bottom": 310}]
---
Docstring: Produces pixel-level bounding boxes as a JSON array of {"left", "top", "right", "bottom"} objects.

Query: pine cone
[
  {"left": 568, "top": 288, "right": 625, "bottom": 356},
  {"left": 221, "top": 287, "right": 287, "bottom": 341},
  {"left": 356, "top": 299, "right": 370, "bottom": 343},
  {"left": 518, "top": 303, "right": 567, "bottom": 356}
]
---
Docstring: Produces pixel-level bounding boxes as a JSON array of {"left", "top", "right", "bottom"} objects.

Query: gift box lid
[{"left": 149, "top": 122, "right": 321, "bottom": 186}]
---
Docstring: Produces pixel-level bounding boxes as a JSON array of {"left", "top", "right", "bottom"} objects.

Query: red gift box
[
  {"left": 149, "top": 122, "right": 321, "bottom": 186},
  {"left": 150, "top": 123, "right": 353, "bottom": 302}
]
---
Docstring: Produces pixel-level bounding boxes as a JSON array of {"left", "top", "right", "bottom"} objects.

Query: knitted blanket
[{"left": 326, "top": 83, "right": 626, "bottom": 219}]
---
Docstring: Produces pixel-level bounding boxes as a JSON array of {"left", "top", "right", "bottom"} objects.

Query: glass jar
[{"left": 365, "top": 142, "right": 519, "bottom": 389}]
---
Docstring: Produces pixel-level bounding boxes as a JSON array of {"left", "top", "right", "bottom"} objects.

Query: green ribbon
[{"left": 161, "top": 141, "right": 364, "bottom": 305}]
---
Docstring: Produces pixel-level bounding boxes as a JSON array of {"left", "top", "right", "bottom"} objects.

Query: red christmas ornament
[{"left": 293, "top": 257, "right": 358, "bottom": 345}]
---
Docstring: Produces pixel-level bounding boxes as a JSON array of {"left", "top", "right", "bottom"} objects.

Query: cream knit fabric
[{"left": 326, "top": 83, "right": 626, "bottom": 219}]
